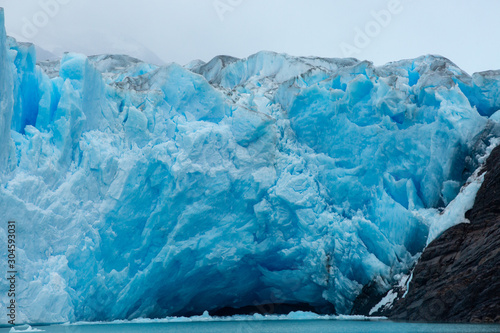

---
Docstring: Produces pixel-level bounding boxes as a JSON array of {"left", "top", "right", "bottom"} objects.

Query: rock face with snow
[
  {"left": 386, "top": 145, "right": 500, "bottom": 323},
  {"left": 0, "top": 8, "right": 499, "bottom": 324}
]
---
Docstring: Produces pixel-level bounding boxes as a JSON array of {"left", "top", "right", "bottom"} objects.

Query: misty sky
[{"left": 1, "top": 0, "right": 499, "bottom": 74}]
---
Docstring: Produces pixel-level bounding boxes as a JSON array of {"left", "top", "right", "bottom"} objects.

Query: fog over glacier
[
  {"left": 1, "top": 7, "right": 500, "bottom": 324},
  {"left": 3, "top": 1, "right": 500, "bottom": 74}
]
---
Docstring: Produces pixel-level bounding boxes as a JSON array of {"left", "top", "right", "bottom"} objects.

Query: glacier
[{"left": 1, "top": 8, "right": 500, "bottom": 324}]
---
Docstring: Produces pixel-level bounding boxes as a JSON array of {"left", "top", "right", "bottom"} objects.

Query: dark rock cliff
[{"left": 386, "top": 145, "right": 500, "bottom": 322}]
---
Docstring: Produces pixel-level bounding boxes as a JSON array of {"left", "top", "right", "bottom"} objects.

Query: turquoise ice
[{"left": 0, "top": 8, "right": 499, "bottom": 324}]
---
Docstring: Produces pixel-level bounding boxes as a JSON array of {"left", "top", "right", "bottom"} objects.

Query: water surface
[{"left": 3, "top": 320, "right": 500, "bottom": 333}]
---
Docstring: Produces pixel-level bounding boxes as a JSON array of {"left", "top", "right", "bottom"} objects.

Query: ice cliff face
[{"left": 1, "top": 8, "right": 500, "bottom": 324}]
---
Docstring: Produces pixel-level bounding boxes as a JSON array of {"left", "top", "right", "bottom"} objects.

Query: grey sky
[{"left": 1, "top": 0, "right": 499, "bottom": 74}]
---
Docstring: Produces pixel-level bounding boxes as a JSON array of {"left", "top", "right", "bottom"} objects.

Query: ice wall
[
  {"left": 0, "top": 8, "right": 13, "bottom": 170},
  {"left": 1, "top": 13, "right": 500, "bottom": 324}
]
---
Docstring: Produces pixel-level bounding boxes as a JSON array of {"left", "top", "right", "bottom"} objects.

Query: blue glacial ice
[{"left": 1, "top": 8, "right": 500, "bottom": 324}]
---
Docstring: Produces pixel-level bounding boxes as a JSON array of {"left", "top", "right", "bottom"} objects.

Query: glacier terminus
[{"left": 0, "top": 8, "right": 500, "bottom": 325}]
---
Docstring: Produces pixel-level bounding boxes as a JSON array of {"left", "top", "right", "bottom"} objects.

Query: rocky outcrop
[{"left": 386, "top": 145, "right": 500, "bottom": 322}]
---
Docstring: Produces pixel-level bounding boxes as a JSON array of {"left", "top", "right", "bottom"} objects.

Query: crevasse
[{"left": 0, "top": 8, "right": 499, "bottom": 324}]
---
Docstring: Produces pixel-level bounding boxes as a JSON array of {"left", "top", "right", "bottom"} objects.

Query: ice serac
[
  {"left": 1, "top": 13, "right": 500, "bottom": 324},
  {"left": 0, "top": 8, "right": 13, "bottom": 170}
]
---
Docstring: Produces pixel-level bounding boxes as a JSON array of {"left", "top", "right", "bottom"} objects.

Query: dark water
[{"left": 3, "top": 320, "right": 500, "bottom": 333}]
